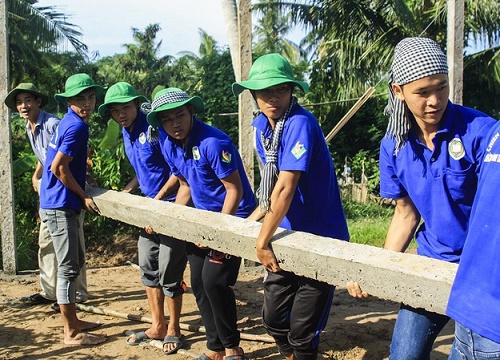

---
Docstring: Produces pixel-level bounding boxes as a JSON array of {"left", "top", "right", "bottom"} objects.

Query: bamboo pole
[
  {"left": 325, "top": 86, "right": 376, "bottom": 142},
  {"left": 76, "top": 303, "right": 275, "bottom": 343}
]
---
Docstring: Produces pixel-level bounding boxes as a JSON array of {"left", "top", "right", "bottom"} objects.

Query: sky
[{"left": 36, "top": 0, "right": 233, "bottom": 58}]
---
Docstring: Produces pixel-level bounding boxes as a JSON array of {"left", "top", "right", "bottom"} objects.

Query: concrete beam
[{"left": 88, "top": 187, "right": 457, "bottom": 314}]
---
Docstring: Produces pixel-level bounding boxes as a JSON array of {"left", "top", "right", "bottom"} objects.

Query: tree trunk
[{"left": 220, "top": 0, "right": 240, "bottom": 79}]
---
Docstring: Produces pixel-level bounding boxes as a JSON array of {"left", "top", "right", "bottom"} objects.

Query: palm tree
[
  {"left": 8, "top": 0, "right": 88, "bottom": 85},
  {"left": 253, "top": 0, "right": 307, "bottom": 64},
  {"left": 97, "top": 23, "right": 175, "bottom": 96},
  {"left": 220, "top": 0, "right": 240, "bottom": 78},
  {"left": 255, "top": 0, "right": 500, "bottom": 100}
]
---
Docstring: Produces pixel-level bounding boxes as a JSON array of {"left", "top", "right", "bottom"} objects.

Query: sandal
[
  {"left": 162, "top": 334, "right": 185, "bottom": 354},
  {"left": 20, "top": 293, "right": 52, "bottom": 305},
  {"left": 127, "top": 330, "right": 162, "bottom": 346}
]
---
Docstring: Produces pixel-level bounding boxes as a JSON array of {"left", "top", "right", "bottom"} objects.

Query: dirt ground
[{"left": 0, "top": 235, "right": 454, "bottom": 360}]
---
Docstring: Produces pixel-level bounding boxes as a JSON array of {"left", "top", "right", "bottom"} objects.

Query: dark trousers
[
  {"left": 187, "top": 243, "right": 242, "bottom": 351},
  {"left": 263, "top": 270, "right": 335, "bottom": 360}
]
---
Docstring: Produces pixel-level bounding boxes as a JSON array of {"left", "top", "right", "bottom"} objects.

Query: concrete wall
[{"left": 88, "top": 187, "right": 457, "bottom": 314}]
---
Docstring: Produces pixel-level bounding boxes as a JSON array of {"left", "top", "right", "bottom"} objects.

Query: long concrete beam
[{"left": 87, "top": 187, "right": 457, "bottom": 314}]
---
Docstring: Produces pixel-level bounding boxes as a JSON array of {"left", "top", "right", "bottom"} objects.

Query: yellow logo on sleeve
[{"left": 291, "top": 141, "right": 307, "bottom": 159}]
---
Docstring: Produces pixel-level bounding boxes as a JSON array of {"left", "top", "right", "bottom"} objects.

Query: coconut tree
[
  {"left": 254, "top": 0, "right": 500, "bottom": 100},
  {"left": 253, "top": 0, "right": 309, "bottom": 64},
  {"left": 220, "top": 0, "right": 240, "bottom": 78},
  {"left": 8, "top": 0, "right": 87, "bottom": 85},
  {"left": 96, "top": 23, "right": 175, "bottom": 96}
]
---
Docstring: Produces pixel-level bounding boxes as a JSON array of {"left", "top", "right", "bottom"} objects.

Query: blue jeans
[
  {"left": 449, "top": 322, "right": 500, "bottom": 359},
  {"left": 40, "top": 208, "right": 84, "bottom": 305},
  {"left": 389, "top": 303, "right": 450, "bottom": 360}
]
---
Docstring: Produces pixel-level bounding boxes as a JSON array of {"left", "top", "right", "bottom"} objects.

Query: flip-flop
[
  {"left": 20, "top": 293, "right": 53, "bottom": 305},
  {"left": 162, "top": 334, "right": 185, "bottom": 354},
  {"left": 126, "top": 331, "right": 162, "bottom": 346},
  {"left": 64, "top": 332, "right": 107, "bottom": 346}
]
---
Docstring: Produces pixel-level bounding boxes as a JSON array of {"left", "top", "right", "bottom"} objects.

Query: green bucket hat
[
  {"left": 4, "top": 83, "right": 48, "bottom": 111},
  {"left": 232, "top": 53, "right": 309, "bottom": 96},
  {"left": 98, "top": 82, "right": 148, "bottom": 117},
  {"left": 146, "top": 87, "right": 204, "bottom": 129},
  {"left": 54, "top": 73, "right": 104, "bottom": 104}
]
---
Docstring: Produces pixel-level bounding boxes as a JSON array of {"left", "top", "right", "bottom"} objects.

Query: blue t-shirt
[
  {"left": 25, "top": 110, "right": 60, "bottom": 165},
  {"left": 123, "top": 112, "right": 175, "bottom": 200},
  {"left": 379, "top": 101, "right": 496, "bottom": 262},
  {"left": 446, "top": 121, "right": 500, "bottom": 344},
  {"left": 253, "top": 103, "right": 349, "bottom": 241},
  {"left": 40, "top": 107, "right": 89, "bottom": 211},
  {"left": 162, "top": 118, "right": 256, "bottom": 218}
]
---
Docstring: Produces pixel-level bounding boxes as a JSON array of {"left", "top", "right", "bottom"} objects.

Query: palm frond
[{"left": 9, "top": 0, "right": 87, "bottom": 56}]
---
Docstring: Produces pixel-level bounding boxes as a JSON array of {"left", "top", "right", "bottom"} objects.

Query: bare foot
[
  {"left": 202, "top": 350, "right": 225, "bottom": 360},
  {"left": 224, "top": 347, "right": 245, "bottom": 359},
  {"left": 64, "top": 332, "right": 107, "bottom": 346},
  {"left": 77, "top": 319, "right": 103, "bottom": 331},
  {"left": 145, "top": 326, "right": 167, "bottom": 341}
]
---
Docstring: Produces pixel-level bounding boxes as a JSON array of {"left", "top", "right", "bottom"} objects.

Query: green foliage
[
  {"left": 13, "top": 155, "right": 37, "bottom": 177},
  {"left": 253, "top": 0, "right": 308, "bottom": 63},
  {"left": 35, "top": 51, "right": 94, "bottom": 114},
  {"left": 98, "top": 119, "right": 121, "bottom": 150},
  {"left": 7, "top": 0, "right": 88, "bottom": 86},
  {"left": 320, "top": 94, "right": 388, "bottom": 193},
  {"left": 342, "top": 197, "right": 394, "bottom": 220},
  {"left": 265, "top": 0, "right": 500, "bottom": 103},
  {"left": 463, "top": 47, "right": 500, "bottom": 118},
  {"left": 347, "top": 217, "right": 391, "bottom": 247},
  {"left": 94, "top": 24, "right": 175, "bottom": 97},
  {"left": 14, "top": 171, "right": 40, "bottom": 270},
  {"left": 344, "top": 150, "right": 381, "bottom": 192},
  {"left": 88, "top": 114, "right": 135, "bottom": 191},
  {"left": 10, "top": 115, "right": 39, "bottom": 270},
  {"left": 194, "top": 48, "right": 239, "bottom": 144},
  {"left": 343, "top": 198, "right": 394, "bottom": 248}
]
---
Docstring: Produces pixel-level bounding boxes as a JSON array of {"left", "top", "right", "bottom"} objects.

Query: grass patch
[
  {"left": 348, "top": 216, "right": 391, "bottom": 247},
  {"left": 343, "top": 198, "right": 393, "bottom": 247},
  {"left": 344, "top": 199, "right": 417, "bottom": 250}
]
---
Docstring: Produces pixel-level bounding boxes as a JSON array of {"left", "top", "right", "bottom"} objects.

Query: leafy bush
[{"left": 14, "top": 171, "right": 40, "bottom": 270}]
